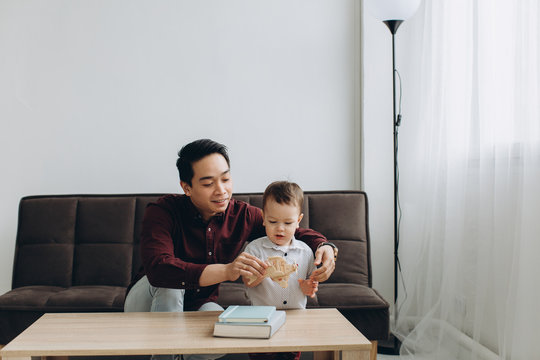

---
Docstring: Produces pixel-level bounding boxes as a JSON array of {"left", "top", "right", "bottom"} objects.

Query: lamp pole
[
  {"left": 365, "top": 1, "right": 421, "bottom": 354},
  {"left": 383, "top": 19, "right": 403, "bottom": 328},
  {"left": 382, "top": 20, "right": 404, "bottom": 355}
]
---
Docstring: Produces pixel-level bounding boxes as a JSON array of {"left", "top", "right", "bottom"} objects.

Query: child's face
[{"left": 262, "top": 198, "right": 304, "bottom": 247}]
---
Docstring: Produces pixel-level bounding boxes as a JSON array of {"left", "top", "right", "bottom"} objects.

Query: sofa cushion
[
  {"left": 305, "top": 194, "right": 371, "bottom": 286},
  {"left": 74, "top": 244, "right": 132, "bottom": 286},
  {"left": 14, "top": 244, "right": 74, "bottom": 287},
  {"left": 17, "top": 198, "right": 77, "bottom": 245},
  {"left": 0, "top": 286, "right": 65, "bottom": 309},
  {"left": 217, "top": 282, "right": 251, "bottom": 306},
  {"left": 73, "top": 198, "right": 136, "bottom": 287},
  {"left": 76, "top": 198, "right": 136, "bottom": 245},
  {"left": 326, "top": 240, "right": 369, "bottom": 285},
  {"left": 313, "top": 283, "right": 388, "bottom": 309},
  {"left": 14, "top": 198, "right": 78, "bottom": 288},
  {"left": 0, "top": 286, "right": 126, "bottom": 312},
  {"left": 217, "top": 282, "right": 387, "bottom": 312}
]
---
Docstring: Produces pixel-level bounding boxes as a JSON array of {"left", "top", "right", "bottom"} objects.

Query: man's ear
[
  {"left": 180, "top": 181, "right": 191, "bottom": 196},
  {"left": 297, "top": 213, "right": 304, "bottom": 228}
]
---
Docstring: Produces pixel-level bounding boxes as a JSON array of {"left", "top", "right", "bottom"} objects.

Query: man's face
[
  {"left": 181, "top": 153, "right": 233, "bottom": 221},
  {"left": 262, "top": 198, "right": 303, "bottom": 247}
]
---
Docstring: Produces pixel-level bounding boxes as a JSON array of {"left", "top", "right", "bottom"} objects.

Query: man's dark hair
[
  {"left": 262, "top": 181, "right": 304, "bottom": 212},
  {"left": 176, "top": 139, "right": 230, "bottom": 186}
]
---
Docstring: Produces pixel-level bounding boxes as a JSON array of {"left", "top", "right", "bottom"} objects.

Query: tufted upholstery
[{"left": 0, "top": 191, "right": 389, "bottom": 345}]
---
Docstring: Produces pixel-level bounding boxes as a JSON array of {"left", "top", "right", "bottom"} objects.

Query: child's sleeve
[{"left": 243, "top": 240, "right": 265, "bottom": 261}]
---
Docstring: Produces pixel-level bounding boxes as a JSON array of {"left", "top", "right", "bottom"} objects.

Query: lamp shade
[{"left": 365, "top": 0, "right": 421, "bottom": 21}]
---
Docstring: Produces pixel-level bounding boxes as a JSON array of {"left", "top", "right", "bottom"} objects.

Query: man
[{"left": 125, "top": 139, "right": 337, "bottom": 360}]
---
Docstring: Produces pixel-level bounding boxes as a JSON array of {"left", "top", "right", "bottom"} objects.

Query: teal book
[
  {"left": 213, "top": 310, "right": 286, "bottom": 339},
  {"left": 218, "top": 305, "right": 276, "bottom": 323}
]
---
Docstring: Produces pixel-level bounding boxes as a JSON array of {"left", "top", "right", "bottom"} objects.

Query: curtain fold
[{"left": 394, "top": 1, "right": 540, "bottom": 359}]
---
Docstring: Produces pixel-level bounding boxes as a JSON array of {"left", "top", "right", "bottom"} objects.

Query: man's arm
[
  {"left": 294, "top": 227, "right": 336, "bottom": 282},
  {"left": 199, "top": 252, "right": 267, "bottom": 287},
  {"left": 311, "top": 245, "right": 336, "bottom": 282},
  {"left": 141, "top": 202, "right": 206, "bottom": 289},
  {"left": 294, "top": 227, "right": 326, "bottom": 251}
]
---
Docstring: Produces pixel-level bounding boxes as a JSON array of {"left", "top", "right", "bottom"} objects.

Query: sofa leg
[{"left": 370, "top": 340, "right": 378, "bottom": 360}]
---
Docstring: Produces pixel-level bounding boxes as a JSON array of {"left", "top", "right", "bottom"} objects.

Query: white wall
[
  {"left": 362, "top": 13, "right": 394, "bottom": 312},
  {"left": 0, "top": 1, "right": 363, "bottom": 294}
]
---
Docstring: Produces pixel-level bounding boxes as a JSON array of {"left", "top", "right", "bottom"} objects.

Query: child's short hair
[{"left": 262, "top": 181, "right": 304, "bottom": 212}]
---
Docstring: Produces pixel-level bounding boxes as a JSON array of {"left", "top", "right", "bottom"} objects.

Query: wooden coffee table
[{"left": 0, "top": 308, "right": 371, "bottom": 360}]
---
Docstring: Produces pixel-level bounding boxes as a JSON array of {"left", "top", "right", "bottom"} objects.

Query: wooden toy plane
[{"left": 247, "top": 256, "right": 298, "bottom": 288}]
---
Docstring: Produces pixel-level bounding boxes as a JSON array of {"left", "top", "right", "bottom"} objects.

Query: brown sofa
[{"left": 0, "top": 191, "right": 389, "bottom": 347}]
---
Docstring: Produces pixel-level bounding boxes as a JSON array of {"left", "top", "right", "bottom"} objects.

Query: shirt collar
[
  {"left": 261, "top": 235, "right": 300, "bottom": 251},
  {"left": 186, "top": 196, "right": 229, "bottom": 225}
]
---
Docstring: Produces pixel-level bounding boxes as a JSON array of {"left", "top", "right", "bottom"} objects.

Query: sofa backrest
[{"left": 12, "top": 191, "right": 371, "bottom": 289}]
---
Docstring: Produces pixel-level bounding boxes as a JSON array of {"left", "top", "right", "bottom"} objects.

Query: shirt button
[
  {"left": 181, "top": 282, "right": 185, "bottom": 286},
  {"left": 208, "top": 251, "right": 212, "bottom": 256},
  {"left": 283, "top": 300, "right": 287, "bottom": 305},
  {"left": 196, "top": 289, "right": 200, "bottom": 293},
  {"left": 208, "top": 228, "right": 211, "bottom": 232}
]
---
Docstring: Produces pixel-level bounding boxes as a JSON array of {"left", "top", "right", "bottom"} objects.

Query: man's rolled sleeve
[
  {"left": 183, "top": 263, "right": 207, "bottom": 288},
  {"left": 295, "top": 227, "right": 327, "bottom": 253},
  {"left": 141, "top": 203, "right": 200, "bottom": 289}
]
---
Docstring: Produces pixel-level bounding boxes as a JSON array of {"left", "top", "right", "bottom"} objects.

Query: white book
[{"left": 213, "top": 310, "right": 286, "bottom": 339}]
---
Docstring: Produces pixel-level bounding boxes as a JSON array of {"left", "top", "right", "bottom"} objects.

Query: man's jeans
[{"left": 125, "top": 276, "right": 224, "bottom": 360}]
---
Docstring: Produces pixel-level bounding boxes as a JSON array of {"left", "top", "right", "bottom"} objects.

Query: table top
[{"left": 0, "top": 308, "right": 371, "bottom": 357}]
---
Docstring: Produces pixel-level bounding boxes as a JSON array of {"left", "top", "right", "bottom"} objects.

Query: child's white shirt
[{"left": 244, "top": 236, "right": 315, "bottom": 309}]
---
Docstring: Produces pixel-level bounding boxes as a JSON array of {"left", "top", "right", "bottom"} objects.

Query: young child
[{"left": 242, "top": 181, "right": 319, "bottom": 360}]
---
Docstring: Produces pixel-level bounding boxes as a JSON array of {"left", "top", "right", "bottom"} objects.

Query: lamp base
[{"left": 377, "top": 332, "right": 401, "bottom": 355}]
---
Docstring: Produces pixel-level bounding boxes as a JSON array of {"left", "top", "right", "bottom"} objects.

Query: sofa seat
[{"left": 0, "top": 285, "right": 126, "bottom": 311}]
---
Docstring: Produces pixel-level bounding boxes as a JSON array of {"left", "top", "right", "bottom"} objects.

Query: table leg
[
  {"left": 370, "top": 340, "right": 378, "bottom": 360},
  {"left": 342, "top": 350, "right": 370, "bottom": 360}
]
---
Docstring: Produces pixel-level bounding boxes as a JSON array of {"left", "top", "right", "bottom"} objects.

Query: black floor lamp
[{"left": 365, "top": 0, "right": 421, "bottom": 354}]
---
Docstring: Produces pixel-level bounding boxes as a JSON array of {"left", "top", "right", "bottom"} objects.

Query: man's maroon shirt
[{"left": 128, "top": 194, "right": 326, "bottom": 310}]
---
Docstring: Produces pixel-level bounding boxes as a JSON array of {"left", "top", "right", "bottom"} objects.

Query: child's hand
[{"left": 298, "top": 278, "right": 319, "bottom": 298}]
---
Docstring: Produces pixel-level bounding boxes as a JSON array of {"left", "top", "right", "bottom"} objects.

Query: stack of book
[{"left": 213, "top": 305, "right": 286, "bottom": 339}]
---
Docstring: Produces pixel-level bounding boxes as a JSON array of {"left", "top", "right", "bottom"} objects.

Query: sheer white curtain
[{"left": 394, "top": 1, "right": 540, "bottom": 359}]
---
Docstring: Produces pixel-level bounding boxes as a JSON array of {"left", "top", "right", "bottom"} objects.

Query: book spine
[{"left": 218, "top": 305, "right": 238, "bottom": 322}]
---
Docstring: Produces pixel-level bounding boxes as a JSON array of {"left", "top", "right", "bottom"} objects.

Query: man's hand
[
  {"left": 310, "top": 245, "right": 336, "bottom": 282},
  {"left": 226, "top": 252, "right": 267, "bottom": 282},
  {"left": 298, "top": 278, "right": 318, "bottom": 298}
]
